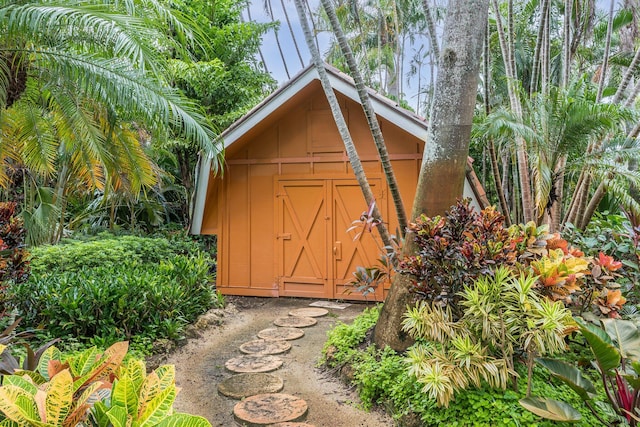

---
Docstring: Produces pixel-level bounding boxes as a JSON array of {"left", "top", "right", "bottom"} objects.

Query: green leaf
[
  {"left": 601, "top": 318, "right": 640, "bottom": 360},
  {"left": 111, "top": 375, "right": 139, "bottom": 418},
  {"left": 137, "top": 385, "right": 176, "bottom": 427},
  {"left": 45, "top": 369, "right": 73, "bottom": 426},
  {"left": 576, "top": 317, "right": 621, "bottom": 372},
  {"left": 536, "top": 358, "right": 597, "bottom": 400},
  {"left": 156, "top": 413, "right": 212, "bottom": 427},
  {"left": 519, "top": 397, "right": 582, "bottom": 422},
  {"left": 105, "top": 405, "right": 129, "bottom": 427}
]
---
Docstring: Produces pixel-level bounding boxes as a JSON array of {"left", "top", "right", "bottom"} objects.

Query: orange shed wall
[{"left": 200, "top": 82, "right": 424, "bottom": 298}]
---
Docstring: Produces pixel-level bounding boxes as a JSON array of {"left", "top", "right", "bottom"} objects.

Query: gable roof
[
  {"left": 191, "top": 62, "right": 488, "bottom": 233},
  {"left": 220, "top": 63, "right": 429, "bottom": 150}
]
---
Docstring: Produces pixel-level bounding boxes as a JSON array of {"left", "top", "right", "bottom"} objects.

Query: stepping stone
[
  {"left": 289, "top": 307, "right": 328, "bottom": 318},
  {"left": 240, "top": 339, "right": 292, "bottom": 355},
  {"left": 258, "top": 327, "right": 305, "bottom": 341},
  {"left": 225, "top": 354, "right": 283, "bottom": 373},
  {"left": 269, "top": 423, "right": 316, "bottom": 427},
  {"left": 217, "top": 372, "right": 284, "bottom": 399},
  {"left": 273, "top": 316, "right": 317, "bottom": 328},
  {"left": 309, "top": 300, "right": 350, "bottom": 309},
  {"left": 233, "top": 393, "right": 308, "bottom": 426}
]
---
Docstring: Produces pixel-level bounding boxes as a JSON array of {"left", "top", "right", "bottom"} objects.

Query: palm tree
[
  {"left": 320, "top": 0, "right": 408, "bottom": 236},
  {"left": 292, "top": 0, "right": 394, "bottom": 249},
  {"left": 0, "top": 0, "right": 221, "bottom": 242},
  {"left": 478, "top": 82, "right": 634, "bottom": 231}
]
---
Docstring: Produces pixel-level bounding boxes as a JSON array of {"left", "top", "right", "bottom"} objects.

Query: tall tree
[
  {"left": 293, "top": 0, "right": 394, "bottom": 248},
  {"left": 374, "top": 0, "right": 490, "bottom": 351},
  {"left": 0, "top": 0, "right": 221, "bottom": 242},
  {"left": 320, "top": 0, "right": 408, "bottom": 236}
]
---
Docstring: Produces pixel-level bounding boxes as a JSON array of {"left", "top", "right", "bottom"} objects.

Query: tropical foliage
[
  {"left": 522, "top": 317, "right": 640, "bottom": 426},
  {"left": 400, "top": 200, "right": 628, "bottom": 318},
  {"left": 0, "top": 341, "right": 211, "bottom": 426},
  {"left": 402, "top": 267, "right": 574, "bottom": 407},
  {"left": 6, "top": 234, "right": 217, "bottom": 353}
]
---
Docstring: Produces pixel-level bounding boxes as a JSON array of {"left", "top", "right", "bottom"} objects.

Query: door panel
[
  {"left": 332, "top": 179, "right": 385, "bottom": 301},
  {"left": 277, "top": 178, "right": 385, "bottom": 301},
  {"left": 277, "top": 180, "right": 328, "bottom": 298}
]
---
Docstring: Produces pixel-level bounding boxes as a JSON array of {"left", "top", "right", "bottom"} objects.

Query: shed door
[{"left": 276, "top": 178, "right": 385, "bottom": 300}]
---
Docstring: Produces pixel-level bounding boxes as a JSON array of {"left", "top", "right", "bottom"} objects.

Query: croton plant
[{"left": 401, "top": 200, "right": 627, "bottom": 318}]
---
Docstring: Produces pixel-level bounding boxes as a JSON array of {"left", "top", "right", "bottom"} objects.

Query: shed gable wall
[{"left": 201, "top": 82, "right": 426, "bottom": 298}]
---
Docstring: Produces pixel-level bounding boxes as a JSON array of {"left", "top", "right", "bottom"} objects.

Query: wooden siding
[{"left": 201, "top": 81, "right": 462, "bottom": 301}]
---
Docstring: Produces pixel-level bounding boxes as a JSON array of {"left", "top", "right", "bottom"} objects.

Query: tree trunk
[
  {"left": 549, "top": 155, "right": 566, "bottom": 232},
  {"left": 612, "top": 46, "right": 640, "bottom": 104},
  {"left": 374, "top": 0, "right": 489, "bottom": 351},
  {"left": 293, "top": 0, "right": 393, "bottom": 249},
  {"left": 491, "top": 0, "right": 534, "bottom": 223},
  {"left": 529, "top": 0, "right": 550, "bottom": 94},
  {"left": 421, "top": 0, "right": 440, "bottom": 61},
  {"left": 562, "top": 0, "right": 572, "bottom": 88},
  {"left": 483, "top": 19, "right": 511, "bottom": 224},
  {"left": 596, "top": 0, "right": 615, "bottom": 102},
  {"left": 320, "top": 0, "right": 408, "bottom": 237}
]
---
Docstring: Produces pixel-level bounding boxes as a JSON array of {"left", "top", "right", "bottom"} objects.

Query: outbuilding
[{"left": 191, "top": 63, "right": 488, "bottom": 302}]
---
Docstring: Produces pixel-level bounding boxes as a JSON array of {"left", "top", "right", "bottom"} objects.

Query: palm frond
[
  {"left": 0, "top": 2, "right": 155, "bottom": 68},
  {"left": 31, "top": 48, "right": 220, "bottom": 157},
  {"left": 14, "top": 102, "right": 58, "bottom": 178}
]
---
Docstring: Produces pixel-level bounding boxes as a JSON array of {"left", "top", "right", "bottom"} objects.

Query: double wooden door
[{"left": 276, "top": 178, "right": 386, "bottom": 300}]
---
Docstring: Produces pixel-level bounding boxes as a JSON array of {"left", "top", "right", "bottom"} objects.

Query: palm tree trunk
[
  {"left": 374, "top": 0, "right": 489, "bottom": 351},
  {"left": 278, "top": 0, "right": 304, "bottom": 67},
  {"left": 612, "top": 47, "right": 640, "bottom": 104},
  {"left": 579, "top": 181, "right": 605, "bottom": 229},
  {"left": 293, "top": 0, "right": 393, "bottom": 249},
  {"left": 266, "top": 0, "right": 291, "bottom": 79},
  {"left": 562, "top": 0, "right": 572, "bottom": 88},
  {"left": 421, "top": 0, "right": 440, "bottom": 61},
  {"left": 530, "top": 0, "right": 550, "bottom": 94},
  {"left": 596, "top": 0, "right": 615, "bottom": 102},
  {"left": 541, "top": 4, "right": 550, "bottom": 95},
  {"left": 624, "top": 78, "right": 640, "bottom": 107},
  {"left": 483, "top": 19, "right": 511, "bottom": 223},
  {"left": 550, "top": 155, "right": 566, "bottom": 232},
  {"left": 320, "top": 0, "right": 408, "bottom": 236},
  {"left": 491, "top": 0, "right": 534, "bottom": 222}
]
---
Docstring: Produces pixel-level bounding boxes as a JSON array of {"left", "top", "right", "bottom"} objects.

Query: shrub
[
  {"left": 29, "top": 234, "right": 202, "bottom": 275},
  {"left": 402, "top": 200, "right": 627, "bottom": 318},
  {"left": 0, "top": 341, "right": 211, "bottom": 426},
  {"left": 564, "top": 211, "right": 640, "bottom": 309},
  {"left": 9, "top": 253, "right": 215, "bottom": 348},
  {"left": 0, "top": 202, "right": 29, "bottom": 316},
  {"left": 402, "top": 267, "right": 575, "bottom": 407},
  {"left": 322, "top": 307, "right": 603, "bottom": 426}
]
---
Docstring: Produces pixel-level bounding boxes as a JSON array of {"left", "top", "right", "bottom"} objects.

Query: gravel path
[{"left": 158, "top": 297, "right": 394, "bottom": 426}]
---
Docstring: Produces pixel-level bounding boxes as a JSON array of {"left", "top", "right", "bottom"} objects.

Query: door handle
[
  {"left": 333, "top": 241, "right": 342, "bottom": 260},
  {"left": 278, "top": 233, "right": 291, "bottom": 240}
]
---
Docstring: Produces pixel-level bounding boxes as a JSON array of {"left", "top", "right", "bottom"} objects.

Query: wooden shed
[{"left": 191, "top": 63, "right": 488, "bottom": 302}]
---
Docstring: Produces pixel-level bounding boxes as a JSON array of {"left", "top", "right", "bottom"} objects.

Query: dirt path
[{"left": 160, "top": 297, "right": 394, "bottom": 426}]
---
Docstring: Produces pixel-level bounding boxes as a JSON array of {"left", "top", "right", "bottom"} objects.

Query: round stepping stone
[
  {"left": 258, "top": 327, "right": 305, "bottom": 341},
  {"left": 233, "top": 393, "right": 308, "bottom": 426},
  {"left": 225, "top": 354, "right": 283, "bottom": 373},
  {"left": 289, "top": 307, "right": 328, "bottom": 318},
  {"left": 217, "top": 373, "right": 284, "bottom": 399},
  {"left": 270, "top": 423, "right": 316, "bottom": 427},
  {"left": 273, "top": 316, "right": 317, "bottom": 328},
  {"left": 240, "top": 339, "right": 292, "bottom": 355}
]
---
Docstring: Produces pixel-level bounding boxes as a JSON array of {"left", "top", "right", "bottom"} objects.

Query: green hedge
[
  {"left": 29, "top": 234, "right": 202, "bottom": 275},
  {"left": 11, "top": 253, "right": 215, "bottom": 349}
]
